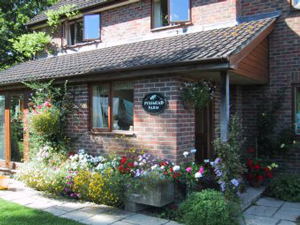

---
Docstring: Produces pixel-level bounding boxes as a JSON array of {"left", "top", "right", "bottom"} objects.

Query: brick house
[{"left": 0, "top": 0, "right": 299, "bottom": 171}]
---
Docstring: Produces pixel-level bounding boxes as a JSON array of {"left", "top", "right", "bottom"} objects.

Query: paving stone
[
  {"left": 283, "top": 202, "right": 300, "bottom": 209},
  {"left": 123, "top": 214, "right": 169, "bottom": 225},
  {"left": 244, "top": 214, "right": 279, "bottom": 225},
  {"left": 26, "top": 200, "right": 56, "bottom": 209},
  {"left": 12, "top": 197, "right": 37, "bottom": 206},
  {"left": 79, "top": 205, "right": 112, "bottom": 214},
  {"left": 273, "top": 206, "right": 300, "bottom": 222},
  {"left": 61, "top": 210, "right": 95, "bottom": 222},
  {"left": 244, "top": 205, "right": 278, "bottom": 217},
  {"left": 43, "top": 206, "right": 69, "bottom": 216},
  {"left": 111, "top": 221, "right": 139, "bottom": 225},
  {"left": 1, "top": 192, "right": 28, "bottom": 201},
  {"left": 256, "top": 197, "right": 284, "bottom": 208},
  {"left": 277, "top": 220, "right": 297, "bottom": 225},
  {"left": 164, "top": 221, "right": 182, "bottom": 225},
  {"left": 81, "top": 214, "right": 121, "bottom": 225}
]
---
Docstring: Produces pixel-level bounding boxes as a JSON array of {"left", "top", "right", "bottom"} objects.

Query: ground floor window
[
  {"left": 295, "top": 86, "right": 300, "bottom": 135},
  {"left": 91, "top": 81, "right": 134, "bottom": 132}
]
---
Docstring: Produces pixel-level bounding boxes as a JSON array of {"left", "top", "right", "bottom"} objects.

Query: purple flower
[
  {"left": 53, "top": 166, "right": 57, "bottom": 171},
  {"left": 70, "top": 193, "right": 74, "bottom": 198},
  {"left": 231, "top": 179, "right": 239, "bottom": 187},
  {"left": 218, "top": 181, "right": 226, "bottom": 192},
  {"left": 67, "top": 182, "right": 72, "bottom": 185},
  {"left": 77, "top": 193, "right": 81, "bottom": 198},
  {"left": 214, "top": 158, "right": 221, "bottom": 164},
  {"left": 64, "top": 188, "right": 69, "bottom": 192},
  {"left": 68, "top": 170, "right": 72, "bottom": 174}
]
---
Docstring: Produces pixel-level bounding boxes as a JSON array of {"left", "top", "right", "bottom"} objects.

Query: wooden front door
[{"left": 195, "top": 102, "right": 213, "bottom": 163}]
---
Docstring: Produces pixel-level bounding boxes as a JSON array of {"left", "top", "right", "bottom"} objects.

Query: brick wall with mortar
[
  {"left": 66, "top": 75, "right": 195, "bottom": 163},
  {"left": 52, "top": 0, "right": 240, "bottom": 48},
  {"left": 240, "top": 0, "right": 300, "bottom": 172}
]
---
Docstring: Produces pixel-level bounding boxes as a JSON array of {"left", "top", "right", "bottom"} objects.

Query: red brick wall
[
  {"left": 66, "top": 75, "right": 195, "bottom": 163},
  {"left": 52, "top": 0, "right": 239, "bottom": 47},
  {"left": 240, "top": 0, "right": 300, "bottom": 172}
]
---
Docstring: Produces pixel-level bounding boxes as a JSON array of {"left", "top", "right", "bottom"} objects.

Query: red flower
[
  {"left": 127, "top": 162, "right": 134, "bottom": 168},
  {"left": 264, "top": 167, "right": 270, "bottom": 172},
  {"left": 257, "top": 175, "right": 264, "bottom": 181},
  {"left": 118, "top": 165, "right": 124, "bottom": 171},
  {"left": 163, "top": 172, "right": 168, "bottom": 175},
  {"left": 160, "top": 162, "right": 166, "bottom": 166},
  {"left": 37, "top": 105, "right": 42, "bottom": 109},
  {"left": 170, "top": 167, "right": 173, "bottom": 173},
  {"left": 254, "top": 164, "right": 261, "bottom": 170},
  {"left": 120, "top": 157, "right": 127, "bottom": 164},
  {"left": 247, "top": 173, "right": 255, "bottom": 181},
  {"left": 247, "top": 147, "right": 255, "bottom": 154},
  {"left": 250, "top": 166, "right": 256, "bottom": 171},
  {"left": 246, "top": 159, "right": 253, "bottom": 167},
  {"left": 266, "top": 171, "right": 273, "bottom": 178}
]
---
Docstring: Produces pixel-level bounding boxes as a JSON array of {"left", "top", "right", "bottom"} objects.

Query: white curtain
[
  {"left": 153, "top": 0, "right": 162, "bottom": 28},
  {"left": 93, "top": 86, "right": 108, "bottom": 128}
]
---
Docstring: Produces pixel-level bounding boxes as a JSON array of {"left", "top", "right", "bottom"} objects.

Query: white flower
[
  {"left": 190, "top": 149, "right": 197, "bottom": 154},
  {"left": 78, "top": 149, "right": 85, "bottom": 155},
  {"left": 231, "top": 178, "right": 239, "bottom": 187},
  {"left": 151, "top": 165, "right": 158, "bottom": 170},
  {"left": 173, "top": 165, "right": 180, "bottom": 171},
  {"left": 204, "top": 159, "right": 210, "bottom": 163},
  {"left": 160, "top": 166, "right": 165, "bottom": 170},
  {"left": 210, "top": 162, "right": 215, "bottom": 166},
  {"left": 195, "top": 172, "right": 202, "bottom": 179},
  {"left": 183, "top": 151, "right": 189, "bottom": 158},
  {"left": 139, "top": 162, "right": 144, "bottom": 166},
  {"left": 134, "top": 162, "right": 138, "bottom": 166}
]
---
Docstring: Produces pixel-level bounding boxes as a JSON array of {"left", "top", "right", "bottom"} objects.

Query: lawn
[{"left": 0, "top": 198, "right": 83, "bottom": 225}]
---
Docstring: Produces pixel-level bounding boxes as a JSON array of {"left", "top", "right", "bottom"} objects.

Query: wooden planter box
[{"left": 125, "top": 182, "right": 175, "bottom": 212}]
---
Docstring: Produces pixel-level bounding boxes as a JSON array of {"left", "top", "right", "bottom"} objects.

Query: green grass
[{"left": 0, "top": 198, "right": 83, "bottom": 225}]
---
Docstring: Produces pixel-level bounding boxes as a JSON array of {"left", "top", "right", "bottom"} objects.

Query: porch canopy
[{"left": 0, "top": 17, "right": 276, "bottom": 89}]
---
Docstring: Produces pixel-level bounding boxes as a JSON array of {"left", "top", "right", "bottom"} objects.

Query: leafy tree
[{"left": 0, "top": 0, "right": 58, "bottom": 70}]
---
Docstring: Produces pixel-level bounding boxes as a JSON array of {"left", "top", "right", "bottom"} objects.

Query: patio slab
[
  {"left": 277, "top": 221, "right": 297, "bottom": 225},
  {"left": 273, "top": 206, "right": 300, "bottom": 222},
  {"left": 244, "top": 214, "right": 279, "bottom": 225},
  {"left": 122, "top": 214, "right": 169, "bottom": 225},
  {"left": 244, "top": 205, "right": 278, "bottom": 217},
  {"left": 256, "top": 197, "right": 284, "bottom": 208}
]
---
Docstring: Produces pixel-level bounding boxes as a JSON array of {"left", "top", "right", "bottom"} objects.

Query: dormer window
[
  {"left": 291, "top": 0, "right": 300, "bottom": 9},
  {"left": 152, "top": 0, "right": 191, "bottom": 29},
  {"left": 64, "top": 14, "right": 100, "bottom": 46}
]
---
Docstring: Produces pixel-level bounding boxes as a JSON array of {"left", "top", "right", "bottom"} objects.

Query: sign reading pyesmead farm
[{"left": 142, "top": 93, "right": 168, "bottom": 115}]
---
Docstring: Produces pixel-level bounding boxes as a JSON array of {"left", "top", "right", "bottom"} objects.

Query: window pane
[
  {"left": 294, "top": 0, "right": 300, "bottom": 9},
  {"left": 84, "top": 14, "right": 100, "bottom": 40},
  {"left": 169, "top": 0, "right": 190, "bottom": 23},
  {"left": 152, "top": 0, "right": 169, "bottom": 28},
  {"left": 76, "top": 21, "right": 83, "bottom": 43},
  {"left": 113, "top": 82, "right": 134, "bottom": 131},
  {"left": 69, "top": 23, "right": 75, "bottom": 45},
  {"left": 93, "top": 85, "right": 109, "bottom": 128},
  {"left": 296, "top": 87, "right": 300, "bottom": 135}
]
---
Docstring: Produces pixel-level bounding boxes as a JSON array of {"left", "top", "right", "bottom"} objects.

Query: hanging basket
[{"left": 181, "top": 81, "right": 215, "bottom": 109}]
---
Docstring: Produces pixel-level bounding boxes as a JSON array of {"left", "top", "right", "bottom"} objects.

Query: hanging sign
[{"left": 142, "top": 93, "right": 168, "bottom": 115}]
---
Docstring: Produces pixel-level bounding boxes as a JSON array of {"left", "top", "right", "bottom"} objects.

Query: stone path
[
  {"left": 244, "top": 197, "right": 300, "bottom": 225},
  {"left": 0, "top": 179, "right": 180, "bottom": 225}
]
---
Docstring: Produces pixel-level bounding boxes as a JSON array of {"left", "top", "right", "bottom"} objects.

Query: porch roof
[{"left": 0, "top": 17, "right": 275, "bottom": 86}]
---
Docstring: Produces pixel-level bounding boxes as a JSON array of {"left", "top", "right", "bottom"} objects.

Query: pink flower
[
  {"left": 37, "top": 105, "right": 42, "bottom": 109},
  {"left": 199, "top": 166, "right": 204, "bottom": 174},
  {"left": 186, "top": 167, "right": 192, "bottom": 173}
]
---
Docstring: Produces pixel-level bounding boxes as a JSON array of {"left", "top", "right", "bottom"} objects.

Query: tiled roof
[
  {"left": 0, "top": 18, "right": 275, "bottom": 85},
  {"left": 27, "top": 0, "right": 112, "bottom": 26}
]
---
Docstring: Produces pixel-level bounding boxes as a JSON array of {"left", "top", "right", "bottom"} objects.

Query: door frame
[{"left": 0, "top": 90, "right": 30, "bottom": 169}]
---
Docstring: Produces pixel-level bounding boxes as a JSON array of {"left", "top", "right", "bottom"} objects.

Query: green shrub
[
  {"left": 178, "top": 190, "right": 239, "bottom": 225},
  {"left": 269, "top": 174, "right": 300, "bottom": 202}
]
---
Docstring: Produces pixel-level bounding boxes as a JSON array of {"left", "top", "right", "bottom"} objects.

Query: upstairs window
[
  {"left": 291, "top": 0, "right": 300, "bottom": 9},
  {"left": 65, "top": 14, "right": 100, "bottom": 46},
  {"left": 152, "top": 0, "right": 190, "bottom": 29},
  {"left": 295, "top": 86, "right": 300, "bottom": 135},
  {"left": 84, "top": 14, "right": 100, "bottom": 40}
]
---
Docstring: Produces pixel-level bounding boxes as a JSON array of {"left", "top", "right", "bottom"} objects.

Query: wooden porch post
[{"left": 220, "top": 71, "right": 229, "bottom": 142}]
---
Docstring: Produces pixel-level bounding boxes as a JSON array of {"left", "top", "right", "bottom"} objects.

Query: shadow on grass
[{"left": 0, "top": 199, "right": 83, "bottom": 225}]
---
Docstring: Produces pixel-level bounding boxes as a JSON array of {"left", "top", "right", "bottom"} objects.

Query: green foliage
[
  {"left": 213, "top": 115, "right": 245, "bottom": 200},
  {"left": 46, "top": 5, "right": 79, "bottom": 31},
  {"left": 178, "top": 190, "right": 240, "bottom": 225},
  {"left": 23, "top": 80, "right": 73, "bottom": 153},
  {"left": 257, "top": 89, "right": 297, "bottom": 157},
  {"left": 269, "top": 174, "right": 300, "bottom": 202},
  {"left": 0, "top": 0, "right": 58, "bottom": 70},
  {"left": 181, "top": 81, "right": 215, "bottom": 109},
  {"left": 12, "top": 32, "right": 51, "bottom": 59}
]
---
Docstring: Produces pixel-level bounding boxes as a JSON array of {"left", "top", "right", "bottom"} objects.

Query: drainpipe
[{"left": 220, "top": 71, "right": 230, "bottom": 142}]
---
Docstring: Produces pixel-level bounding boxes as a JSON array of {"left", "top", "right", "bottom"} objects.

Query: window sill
[
  {"left": 62, "top": 39, "right": 101, "bottom": 50},
  {"left": 90, "top": 130, "right": 135, "bottom": 137},
  {"left": 151, "top": 22, "right": 193, "bottom": 32}
]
